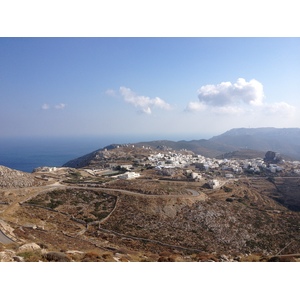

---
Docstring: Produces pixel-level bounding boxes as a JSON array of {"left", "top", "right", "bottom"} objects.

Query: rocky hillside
[
  {"left": 0, "top": 165, "right": 40, "bottom": 188},
  {"left": 63, "top": 143, "right": 194, "bottom": 169},
  {"left": 216, "top": 149, "right": 266, "bottom": 160},
  {"left": 1, "top": 177, "right": 299, "bottom": 262},
  {"left": 97, "top": 179, "right": 300, "bottom": 257}
]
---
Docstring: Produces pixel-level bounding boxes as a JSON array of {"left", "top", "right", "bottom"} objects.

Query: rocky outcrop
[
  {"left": 0, "top": 250, "right": 15, "bottom": 262},
  {"left": 18, "top": 242, "right": 41, "bottom": 252},
  {"left": 0, "top": 165, "right": 36, "bottom": 188},
  {"left": 264, "top": 151, "right": 283, "bottom": 163}
]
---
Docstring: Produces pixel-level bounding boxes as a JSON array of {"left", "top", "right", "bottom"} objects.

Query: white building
[
  {"left": 118, "top": 172, "right": 140, "bottom": 179},
  {"left": 191, "top": 172, "right": 202, "bottom": 180},
  {"left": 119, "top": 164, "right": 133, "bottom": 170},
  {"left": 225, "top": 173, "right": 234, "bottom": 179},
  {"left": 208, "top": 179, "right": 220, "bottom": 189},
  {"left": 34, "top": 166, "right": 57, "bottom": 172}
]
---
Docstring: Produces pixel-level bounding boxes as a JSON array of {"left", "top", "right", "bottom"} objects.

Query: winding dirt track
[
  {"left": 0, "top": 182, "right": 205, "bottom": 244},
  {"left": 70, "top": 185, "right": 204, "bottom": 200}
]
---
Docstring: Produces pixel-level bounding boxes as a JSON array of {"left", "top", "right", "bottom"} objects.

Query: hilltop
[
  {"left": 63, "top": 127, "right": 300, "bottom": 169},
  {"left": 0, "top": 165, "right": 43, "bottom": 188}
]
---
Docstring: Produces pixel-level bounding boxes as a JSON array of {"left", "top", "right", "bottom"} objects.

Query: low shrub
[
  {"left": 18, "top": 250, "right": 44, "bottom": 262},
  {"left": 43, "top": 251, "right": 71, "bottom": 262}
]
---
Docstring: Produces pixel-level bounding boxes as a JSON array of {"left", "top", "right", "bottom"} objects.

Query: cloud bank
[
  {"left": 119, "top": 87, "right": 172, "bottom": 114},
  {"left": 186, "top": 78, "right": 295, "bottom": 117}
]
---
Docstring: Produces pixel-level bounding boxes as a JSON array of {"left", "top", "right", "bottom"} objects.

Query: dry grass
[
  {"left": 239, "top": 254, "right": 262, "bottom": 262},
  {"left": 2, "top": 171, "right": 300, "bottom": 262},
  {"left": 17, "top": 250, "right": 44, "bottom": 262}
]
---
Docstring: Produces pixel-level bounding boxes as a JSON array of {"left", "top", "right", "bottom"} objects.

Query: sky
[
  {"left": 1, "top": 37, "right": 300, "bottom": 141},
  {"left": 1, "top": 0, "right": 300, "bottom": 142}
]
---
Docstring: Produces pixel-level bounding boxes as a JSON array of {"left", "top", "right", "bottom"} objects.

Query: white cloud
[
  {"left": 119, "top": 86, "right": 172, "bottom": 114},
  {"left": 54, "top": 103, "right": 66, "bottom": 110},
  {"left": 105, "top": 89, "right": 117, "bottom": 97},
  {"left": 264, "top": 101, "right": 296, "bottom": 116},
  {"left": 197, "top": 78, "right": 264, "bottom": 107},
  {"left": 41, "top": 103, "right": 50, "bottom": 110},
  {"left": 186, "top": 78, "right": 295, "bottom": 117}
]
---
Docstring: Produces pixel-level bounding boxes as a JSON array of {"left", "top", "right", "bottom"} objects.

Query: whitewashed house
[
  {"left": 208, "top": 179, "right": 220, "bottom": 189},
  {"left": 118, "top": 172, "right": 140, "bottom": 179}
]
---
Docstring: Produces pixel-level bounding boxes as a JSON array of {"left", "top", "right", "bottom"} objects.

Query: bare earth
[{"left": 1, "top": 156, "right": 300, "bottom": 262}]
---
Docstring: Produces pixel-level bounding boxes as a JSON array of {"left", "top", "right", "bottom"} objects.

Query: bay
[{"left": 0, "top": 136, "right": 130, "bottom": 173}]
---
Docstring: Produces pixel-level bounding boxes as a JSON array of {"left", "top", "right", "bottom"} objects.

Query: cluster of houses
[
  {"left": 146, "top": 151, "right": 288, "bottom": 178},
  {"left": 32, "top": 144, "right": 300, "bottom": 186},
  {"left": 148, "top": 152, "right": 203, "bottom": 169}
]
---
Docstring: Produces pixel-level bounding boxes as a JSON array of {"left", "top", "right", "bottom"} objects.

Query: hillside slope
[
  {"left": 1, "top": 178, "right": 300, "bottom": 261},
  {"left": 0, "top": 165, "right": 40, "bottom": 188}
]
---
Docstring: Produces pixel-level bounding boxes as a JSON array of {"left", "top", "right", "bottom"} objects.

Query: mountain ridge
[{"left": 210, "top": 127, "right": 300, "bottom": 159}]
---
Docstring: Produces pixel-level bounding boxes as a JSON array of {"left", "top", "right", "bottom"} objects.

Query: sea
[
  {"left": 0, "top": 135, "right": 145, "bottom": 173},
  {"left": 0, "top": 133, "right": 210, "bottom": 173}
]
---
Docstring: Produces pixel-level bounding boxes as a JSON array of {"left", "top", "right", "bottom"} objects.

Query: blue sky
[{"left": 1, "top": 37, "right": 300, "bottom": 140}]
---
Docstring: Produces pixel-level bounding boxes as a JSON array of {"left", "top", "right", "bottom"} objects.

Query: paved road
[{"left": 0, "top": 229, "right": 14, "bottom": 244}]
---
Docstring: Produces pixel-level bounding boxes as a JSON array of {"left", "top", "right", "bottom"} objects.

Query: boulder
[
  {"left": 264, "top": 151, "right": 282, "bottom": 163},
  {"left": 0, "top": 250, "right": 15, "bottom": 262},
  {"left": 18, "top": 242, "right": 41, "bottom": 252},
  {"left": 13, "top": 256, "right": 24, "bottom": 262}
]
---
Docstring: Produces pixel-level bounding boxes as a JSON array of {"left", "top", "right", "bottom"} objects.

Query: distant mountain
[
  {"left": 133, "top": 127, "right": 300, "bottom": 160},
  {"left": 210, "top": 127, "right": 300, "bottom": 160},
  {"left": 63, "top": 127, "right": 300, "bottom": 168},
  {"left": 215, "top": 149, "right": 267, "bottom": 160},
  {"left": 133, "top": 139, "right": 237, "bottom": 158}
]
